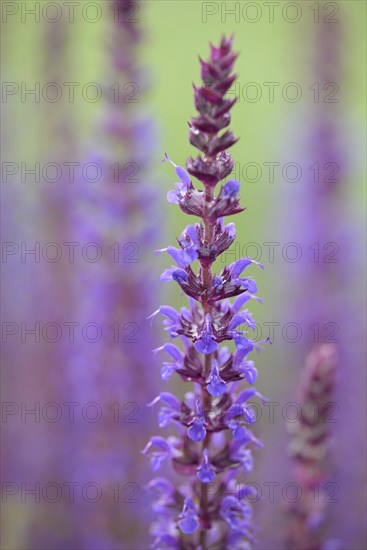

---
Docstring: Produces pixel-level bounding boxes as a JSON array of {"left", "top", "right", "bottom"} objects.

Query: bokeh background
[{"left": 1, "top": 1, "right": 366, "bottom": 549}]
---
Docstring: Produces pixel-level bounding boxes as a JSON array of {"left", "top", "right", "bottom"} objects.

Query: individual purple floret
[{"left": 146, "top": 36, "right": 268, "bottom": 549}]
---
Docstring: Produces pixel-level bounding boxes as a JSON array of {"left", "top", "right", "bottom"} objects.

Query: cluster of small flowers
[{"left": 144, "top": 36, "right": 268, "bottom": 549}]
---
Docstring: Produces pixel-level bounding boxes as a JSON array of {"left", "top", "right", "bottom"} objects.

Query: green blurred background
[
  {"left": 3, "top": 0, "right": 365, "bottom": 318},
  {"left": 2, "top": 1, "right": 366, "bottom": 548}
]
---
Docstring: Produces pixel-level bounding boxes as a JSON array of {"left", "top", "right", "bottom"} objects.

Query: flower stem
[{"left": 199, "top": 183, "right": 216, "bottom": 547}]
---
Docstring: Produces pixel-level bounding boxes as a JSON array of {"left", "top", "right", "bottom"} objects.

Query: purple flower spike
[
  {"left": 145, "top": 36, "right": 268, "bottom": 548},
  {"left": 207, "top": 360, "right": 227, "bottom": 397},
  {"left": 178, "top": 497, "right": 199, "bottom": 535},
  {"left": 197, "top": 449, "right": 216, "bottom": 483}
]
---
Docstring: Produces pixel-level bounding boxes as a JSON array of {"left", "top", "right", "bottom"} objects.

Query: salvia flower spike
[{"left": 146, "top": 36, "right": 268, "bottom": 549}]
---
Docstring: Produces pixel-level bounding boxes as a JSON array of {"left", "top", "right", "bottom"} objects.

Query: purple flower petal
[
  {"left": 225, "top": 222, "right": 236, "bottom": 237},
  {"left": 232, "top": 292, "right": 262, "bottom": 313},
  {"left": 212, "top": 275, "right": 223, "bottom": 290},
  {"left": 172, "top": 269, "right": 189, "bottom": 283},
  {"left": 153, "top": 343, "right": 183, "bottom": 362},
  {"left": 195, "top": 314, "right": 218, "bottom": 355},
  {"left": 229, "top": 257, "right": 264, "bottom": 279},
  {"left": 142, "top": 437, "right": 171, "bottom": 471},
  {"left": 162, "top": 152, "right": 191, "bottom": 186},
  {"left": 238, "top": 278, "right": 258, "bottom": 293},
  {"left": 178, "top": 497, "right": 199, "bottom": 534},
  {"left": 207, "top": 361, "right": 227, "bottom": 397},
  {"left": 167, "top": 190, "right": 180, "bottom": 204},
  {"left": 240, "top": 362, "right": 258, "bottom": 385},
  {"left": 160, "top": 363, "right": 176, "bottom": 381},
  {"left": 197, "top": 449, "right": 216, "bottom": 483},
  {"left": 195, "top": 338, "right": 218, "bottom": 355},
  {"left": 235, "top": 389, "right": 255, "bottom": 404},
  {"left": 229, "top": 311, "right": 256, "bottom": 331},
  {"left": 157, "top": 246, "right": 197, "bottom": 268},
  {"left": 147, "top": 305, "right": 180, "bottom": 324},
  {"left": 229, "top": 257, "right": 254, "bottom": 278},
  {"left": 233, "top": 335, "right": 254, "bottom": 356},
  {"left": 176, "top": 166, "right": 191, "bottom": 186},
  {"left": 223, "top": 179, "right": 240, "bottom": 197},
  {"left": 187, "top": 418, "right": 206, "bottom": 442},
  {"left": 147, "top": 392, "right": 181, "bottom": 410}
]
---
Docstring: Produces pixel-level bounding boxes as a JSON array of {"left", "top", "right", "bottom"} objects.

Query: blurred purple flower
[
  {"left": 276, "top": 17, "right": 366, "bottom": 550},
  {"left": 286, "top": 344, "right": 337, "bottom": 550},
  {"left": 67, "top": 1, "right": 162, "bottom": 548}
]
